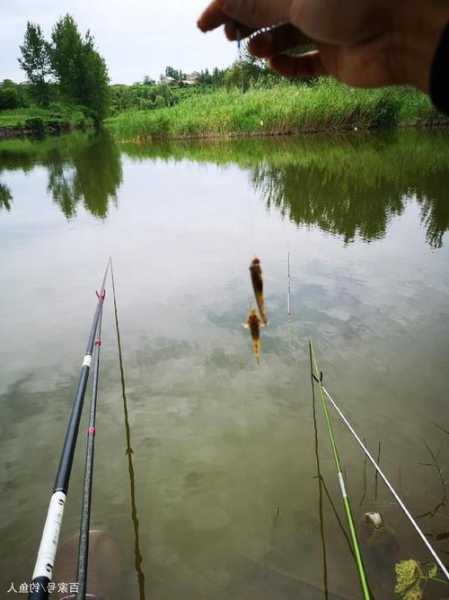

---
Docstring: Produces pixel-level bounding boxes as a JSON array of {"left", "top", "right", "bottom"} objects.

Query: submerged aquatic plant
[{"left": 394, "top": 560, "right": 439, "bottom": 599}]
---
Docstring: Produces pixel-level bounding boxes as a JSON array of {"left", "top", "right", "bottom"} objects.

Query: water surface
[{"left": 1, "top": 130, "right": 449, "bottom": 599}]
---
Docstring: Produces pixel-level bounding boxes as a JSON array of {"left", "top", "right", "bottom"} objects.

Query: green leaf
[{"left": 428, "top": 564, "right": 438, "bottom": 579}]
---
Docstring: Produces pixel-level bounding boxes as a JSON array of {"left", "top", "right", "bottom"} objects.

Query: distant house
[
  {"left": 184, "top": 72, "right": 200, "bottom": 86},
  {"left": 159, "top": 75, "right": 177, "bottom": 85},
  {"left": 159, "top": 72, "right": 200, "bottom": 86}
]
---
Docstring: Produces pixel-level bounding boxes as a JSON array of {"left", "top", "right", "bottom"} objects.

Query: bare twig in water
[
  {"left": 398, "top": 466, "right": 403, "bottom": 497},
  {"left": 319, "top": 476, "right": 355, "bottom": 560},
  {"left": 359, "top": 438, "right": 368, "bottom": 507},
  {"left": 374, "top": 441, "right": 381, "bottom": 501},
  {"left": 274, "top": 505, "right": 280, "bottom": 522},
  {"left": 433, "top": 423, "right": 449, "bottom": 437},
  {"left": 269, "top": 504, "right": 281, "bottom": 551},
  {"left": 415, "top": 440, "right": 448, "bottom": 521},
  {"left": 425, "top": 531, "right": 449, "bottom": 541}
]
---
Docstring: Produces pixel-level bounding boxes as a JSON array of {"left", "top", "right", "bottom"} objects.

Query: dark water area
[{"left": 1, "top": 130, "right": 449, "bottom": 599}]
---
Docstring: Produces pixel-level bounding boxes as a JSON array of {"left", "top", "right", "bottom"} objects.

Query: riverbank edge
[
  {"left": 3, "top": 117, "right": 447, "bottom": 142},
  {"left": 108, "top": 117, "right": 449, "bottom": 144},
  {"left": 0, "top": 122, "right": 80, "bottom": 140},
  {"left": 0, "top": 106, "right": 95, "bottom": 140}
]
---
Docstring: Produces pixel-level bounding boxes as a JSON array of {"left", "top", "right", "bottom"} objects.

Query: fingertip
[
  {"left": 197, "top": 19, "right": 207, "bottom": 33},
  {"left": 197, "top": 0, "right": 228, "bottom": 32}
]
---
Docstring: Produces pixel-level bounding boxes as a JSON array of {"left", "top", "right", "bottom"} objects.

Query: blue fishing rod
[{"left": 29, "top": 261, "right": 110, "bottom": 600}]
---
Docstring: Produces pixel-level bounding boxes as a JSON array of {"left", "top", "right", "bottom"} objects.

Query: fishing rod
[
  {"left": 314, "top": 365, "right": 449, "bottom": 581},
  {"left": 29, "top": 261, "right": 110, "bottom": 600},
  {"left": 76, "top": 278, "right": 106, "bottom": 600},
  {"left": 309, "top": 341, "right": 371, "bottom": 600}
]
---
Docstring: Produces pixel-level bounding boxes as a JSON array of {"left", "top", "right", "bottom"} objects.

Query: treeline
[
  {"left": 3, "top": 28, "right": 279, "bottom": 121},
  {"left": 15, "top": 15, "right": 109, "bottom": 123},
  {"left": 110, "top": 53, "right": 283, "bottom": 116}
]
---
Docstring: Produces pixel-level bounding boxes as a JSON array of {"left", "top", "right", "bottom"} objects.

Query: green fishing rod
[{"left": 309, "top": 341, "right": 371, "bottom": 600}]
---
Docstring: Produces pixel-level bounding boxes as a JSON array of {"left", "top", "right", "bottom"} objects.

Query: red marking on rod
[
  {"left": 88, "top": 427, "right": 96, "bottom": 436},
  {"left": 96, "top": 290, "right": 106, "bottom": 300},
  {"left": 95, "top": 338, "right": 102, "bottom": 347}
]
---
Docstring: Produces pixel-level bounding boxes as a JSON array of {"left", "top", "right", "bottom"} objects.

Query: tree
[
  {"left": 50, "top": 15, "right": 84, "bottom": 100},
  {"left": 77, "top": 35, "right": 110, "bottom": 123},
  {"left": 165, "top": 66, "right": 184, "bottom": 82},
  {"left": 50, "top": 15, "right": 110, "bottom": 123},
  {"left": 18, "top": 22, "right": 52, "bottom": 105}
]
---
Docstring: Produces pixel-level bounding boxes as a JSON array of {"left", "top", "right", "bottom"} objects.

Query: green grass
[
  {"left": 0, "top": 105, "right": 92, "bottom": 133},
  {"left": 107, "top": 79, "right": 444, "bottom": 141},
  {"left": 0, "top": 131, "right": 91, "bottom": 159}
]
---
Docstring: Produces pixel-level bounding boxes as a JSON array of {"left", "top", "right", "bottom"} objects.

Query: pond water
[{"left": 1, "top": 130, "right": 449, "bottom": 599}]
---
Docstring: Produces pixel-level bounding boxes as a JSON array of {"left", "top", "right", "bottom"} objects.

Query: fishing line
[
  {"left": 236, "top": 28, "right": 245, "bottom": 94},
  {"left": 287, "top": 249, "right": 292, "bottom": 318},
  {"left": 309, "top": 341, "right": 371, "bottom": 600},
  {"left": 236, "top": 27, "right": 242, "bottom": 63},
  {"left": 246, "top": 193, "right": 256, "bottom": 264},
  {"left": 110, "top": 261, "right": 147, "bottom": 600},
  {"left": 285, "top": 247, "right": 297, "bottom": 370}
]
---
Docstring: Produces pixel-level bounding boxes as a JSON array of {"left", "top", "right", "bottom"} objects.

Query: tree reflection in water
[
  {"left": 47, "top": 131, "right": 123, "bottom": 218},
  {"left": 0, "top": 130, "right": 122, "bottom": 220},
  {"left": 0, "top": 182, "right": 12, "bottom": 211},
  {"left": 249, "top": 132, "right": 449, "bottom": 248},
  {"left": 122, "top": 130, "right": 449, "bottom": 248},
  {"left": 1, "top": 129, "right": 449, "bottom": 248}
]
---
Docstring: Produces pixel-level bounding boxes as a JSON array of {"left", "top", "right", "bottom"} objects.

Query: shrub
[
  {"left": 0, "top": 87, "right": 20, "bottom": 110},
  {"left": 25, "top": 117, "right": 45, "bottom": 136}
]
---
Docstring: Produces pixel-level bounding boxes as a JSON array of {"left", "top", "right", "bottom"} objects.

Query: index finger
[{"left": 197, "top": 0, "right": 228, "bottom": 32}]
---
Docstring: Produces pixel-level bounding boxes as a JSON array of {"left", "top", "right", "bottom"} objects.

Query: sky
[{"left": 1, "top": 0, "right": 236, "bottom": 84}]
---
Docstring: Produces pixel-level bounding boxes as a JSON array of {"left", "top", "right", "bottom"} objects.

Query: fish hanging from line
[
  {"left": 249, "top": 257, "right": 268, "bottom": 325},
  {"left": 244, "top": 308, "right": 264, "bottom": 364}
]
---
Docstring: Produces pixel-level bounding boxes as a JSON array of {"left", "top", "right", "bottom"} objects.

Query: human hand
[{"left": 198, "top": 0, "right": 449, "bottom": 93}]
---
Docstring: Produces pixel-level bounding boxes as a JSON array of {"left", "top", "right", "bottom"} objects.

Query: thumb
[
  {"left": 289, "top": 0, "right": 385, "bottom": 44},
  {"left": 220, "top": 0, "right": 293, "bottom": 29}
]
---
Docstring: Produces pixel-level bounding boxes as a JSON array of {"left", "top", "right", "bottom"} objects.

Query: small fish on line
[
  {"left": 243, "top": 308, "right": 264, "bottom": 364},
  {"left": 249, "top": 257, "right": 268, "bottom": 325}
]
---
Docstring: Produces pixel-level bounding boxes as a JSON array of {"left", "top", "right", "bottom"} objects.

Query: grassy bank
[
  {"left": 0, "top": 105, "right": 92, "bottom": 138},
  {"left": 107, "top": 79, "right": 445, "bottom": 141}
]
